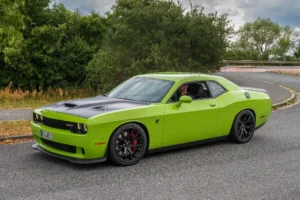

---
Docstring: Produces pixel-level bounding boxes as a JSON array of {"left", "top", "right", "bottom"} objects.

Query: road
[{"left": 0, "top": 72, "right": 300, "bottom": 200}]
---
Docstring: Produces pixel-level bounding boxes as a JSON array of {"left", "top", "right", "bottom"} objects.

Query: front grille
[
  {"left": 42, "top": 117, "right": 76, "bottom": 131},
  {"left": 41, "top": 138, "right": 76, "bottom": 153}
]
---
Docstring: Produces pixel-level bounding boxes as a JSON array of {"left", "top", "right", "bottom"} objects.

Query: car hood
[{"left": 39, "top": 96, "right": 151, "bottom": 118}]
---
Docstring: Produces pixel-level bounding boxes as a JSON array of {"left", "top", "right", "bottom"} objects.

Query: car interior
[{"left": 170, "top": 82, "right": 211, "bottom": 102}]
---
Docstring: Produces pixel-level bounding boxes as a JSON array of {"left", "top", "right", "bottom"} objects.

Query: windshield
[{"left": 107, "top": 77, "right": 174, "bottom": 103}]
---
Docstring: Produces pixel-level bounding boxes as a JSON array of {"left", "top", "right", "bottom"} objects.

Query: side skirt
[{"left": 147, "top": 136, "right": 228, "bottom": 155}]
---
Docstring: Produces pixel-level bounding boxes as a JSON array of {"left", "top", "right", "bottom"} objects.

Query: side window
[
  {"left": 207, "top": 81, "right": 226, "bottom": 97},
  {"left": 169, "top": 81, "right": 211, "bottom": 102}
]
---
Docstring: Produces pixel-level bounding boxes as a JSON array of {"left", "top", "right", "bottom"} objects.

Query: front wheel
[
  {"left": 229, "top": 110, "right": 256, "bottom": 143},
  {"left": 109, "top": 123, "right": 147, "bottom": 166}
]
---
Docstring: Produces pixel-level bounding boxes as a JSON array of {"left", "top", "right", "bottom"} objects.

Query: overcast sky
[{"left": 55, "top": 0, "right": 300, "bottom": 28}]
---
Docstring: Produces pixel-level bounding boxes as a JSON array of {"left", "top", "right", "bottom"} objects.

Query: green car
[{"left": 31, "top": 73, "right": 271, "bottom": 166}]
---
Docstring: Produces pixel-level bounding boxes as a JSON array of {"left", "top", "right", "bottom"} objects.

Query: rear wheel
[
  {"left": 109, "top": 123, "right": 147, "bottom": 166},
  {"left": 229, "top": 110, "right": 256, "bottom": 143}
]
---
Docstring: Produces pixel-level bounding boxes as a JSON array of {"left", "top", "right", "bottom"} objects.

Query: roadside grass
[
  {"left": 271, "top": 70, "right": 300, "bottom": 76},
  {"left": 0, "top": 85, "right": 98, "bottom": 108},
  {"left": 0, "top": 120, "right": 32, "bottom": 137},
  {"left": 0, "top": 138, "right": 34, "bottom": 145}
]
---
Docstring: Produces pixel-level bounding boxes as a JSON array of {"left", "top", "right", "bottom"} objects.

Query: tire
[
  {"left": 229, "top": 110, "right": 256, "bottom": 144},
  {"left": 108, "top": 123, "right": 148, "bottom": 166}
]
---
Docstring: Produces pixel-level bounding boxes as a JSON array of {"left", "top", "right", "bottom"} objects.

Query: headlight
[
  {"left": 83, "top": 124, "right": 88, "bottom": 132},
  {"left": 33, "top": 113, "right": 43, "bottom": 122},
  {"left": 77, "top": 123, "right": 81, "bottom": 130},
  {"left": 76, "top": 123, "right": 88, "bottom": 133}
]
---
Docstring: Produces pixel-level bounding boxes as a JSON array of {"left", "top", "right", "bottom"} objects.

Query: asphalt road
[
  {"left": 0, "top": 72, "right": 292, "bottom": 121},
  {"left": 231, "top": 72, "right": 300, "bottom": 92},
  {"left": 0, "top": 109, "right": 33, "bottom": 121},
  {"left": 217, "top": 72, "right": 291, "bottom": 104},
  {"left": 0, "top": 72, "right": 300, "bottom": 200}
]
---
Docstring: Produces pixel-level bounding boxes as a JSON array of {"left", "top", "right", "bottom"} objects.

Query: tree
[
  {"left": 0, "top": 0, "right": 24, "bottom": 37},
  {"left": 294, "top": 44, "right": 300, "bottom": 59},
  {"left": 86, "top": 0, "right": 232, "bottom": 91},
  {"left": 227, "top": 18, "right": 298, "bottom": 60},
  {"left": 0, "top": 0, "right": 106, "bottom": 90}
]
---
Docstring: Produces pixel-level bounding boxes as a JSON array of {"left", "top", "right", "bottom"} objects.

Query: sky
[{"left": 55, "top": 0, "right": 300, "bottom": 29}]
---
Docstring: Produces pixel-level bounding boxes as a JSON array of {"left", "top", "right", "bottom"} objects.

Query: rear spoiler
[{"left": 240, "top": 86, "right": 267, "bottom": 93}]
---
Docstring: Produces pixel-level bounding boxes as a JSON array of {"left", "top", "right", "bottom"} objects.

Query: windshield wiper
[{"left": 115, "top": 97, "right": 132, "bottom": 101}]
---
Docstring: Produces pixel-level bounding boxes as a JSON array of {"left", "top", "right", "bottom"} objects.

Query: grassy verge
[
  {"left": 0, "top": 138, "right": 34, "bottom": 145},
  {"left": 0, "top": 120, "right": 32, "bottom": 137},
  {"left": 271, "top": 70, "right": 300, "bottom": 76},
  {"left": 0, "top": 85, "right": 98, "bottom": 108},
  {"left": 0, "top": 120, "right": 34, "bottom": 144}
]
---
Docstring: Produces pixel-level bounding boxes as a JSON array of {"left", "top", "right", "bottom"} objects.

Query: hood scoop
[
  {"left": 93, "top": 105, "right": 120, "bottom": 111},
  {"left": 64, "top": 103, "right": 78, "bottom": 108}
]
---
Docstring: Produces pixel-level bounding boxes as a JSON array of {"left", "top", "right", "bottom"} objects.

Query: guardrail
[{"left": 222, "top": 60, "right": 300, "bottom": 66}]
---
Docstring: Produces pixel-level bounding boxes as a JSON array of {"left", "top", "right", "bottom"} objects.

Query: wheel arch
[
  {"left": 247, "top": 108, "right": 256, "bottom": 121},
  {"left": 236, "top": 108, "right": 256, "bottom": 120}
]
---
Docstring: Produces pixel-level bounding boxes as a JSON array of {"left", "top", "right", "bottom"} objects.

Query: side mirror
[{"left": 175, "top": 95, "right": 192, "bottom": 107}]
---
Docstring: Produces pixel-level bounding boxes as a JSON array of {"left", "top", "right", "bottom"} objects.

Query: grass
[
  {"left": 271, "top": 70, "right": 300, "bottom": 76},
  {"left": 0, "top": 138, "right": 34, "bottom": 145},
  {"left": 0, "top": 120, "right": 35, "bottom": 144},
  {"left": 0, "top": 120, "right": 32, "bottom": 137},
  {"left": 0, "top": 84, "right": 98, "bottom": 108}
]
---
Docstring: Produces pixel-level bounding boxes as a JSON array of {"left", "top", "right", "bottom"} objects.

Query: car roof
[
  {"left": 136, "top": 72, "right": 222, "bottom": 82},
  {"left": 136, "top": 72, "right": 241, "bottom": 91}
]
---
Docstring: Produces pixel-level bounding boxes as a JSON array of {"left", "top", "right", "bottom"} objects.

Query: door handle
[{"left": 209, "top": 103, "right": 216, "bottom": 107}]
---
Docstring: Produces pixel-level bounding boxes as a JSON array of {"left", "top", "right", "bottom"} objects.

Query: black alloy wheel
[
  {"left": 109, "top": 123, "right": 147, "bottom": 166},
  {"left": 229, "top": 110, "right": 256, "bottom": 143}
]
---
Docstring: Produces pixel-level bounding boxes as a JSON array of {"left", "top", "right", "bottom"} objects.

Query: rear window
[{"left": 207, "top": 81, "right": 226, "bottom": 97}]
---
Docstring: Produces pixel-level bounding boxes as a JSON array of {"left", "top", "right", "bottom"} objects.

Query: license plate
[{"left": 40, "top": 130, "right": 52, "bottom": 140}]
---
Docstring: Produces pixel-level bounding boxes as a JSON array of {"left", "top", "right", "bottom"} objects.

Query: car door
[{"left": 162, "top": 81, "right": 219, "bottom": 147}]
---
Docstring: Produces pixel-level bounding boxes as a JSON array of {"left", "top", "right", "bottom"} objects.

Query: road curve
[{"left": 0, "top": 72, "right": 300, "bottom": 200}]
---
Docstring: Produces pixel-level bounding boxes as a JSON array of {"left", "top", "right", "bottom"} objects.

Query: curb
[
  {"left": 271, "top": 85, "right": 297, "bottom": 110},
  {"left": 0, "top": 134, "right": 33, "bottom": 142}
]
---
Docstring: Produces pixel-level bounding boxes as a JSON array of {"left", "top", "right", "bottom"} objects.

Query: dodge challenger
[{"left": 31, "top": 73, "right": 271, "bottom": 166}]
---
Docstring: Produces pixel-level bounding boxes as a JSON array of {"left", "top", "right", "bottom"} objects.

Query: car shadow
[
  {"left": 144, "top": 138, "right": 230, "bottom": 160},
  {"left": 29, "top": 152, "right": 114, "bottom": 170},
  {"left": 28, "top": 134, "right": 270, "bottom": 170}
]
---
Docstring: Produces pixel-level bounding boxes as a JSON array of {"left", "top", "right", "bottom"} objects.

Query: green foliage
[
  {"left": 226, "top": 18, "right": 298, "bottom": 60},
  {"left": 86, "top": 0, "right": 232, "bottom": 91},
  {"left": 1, "top": 0, "right": 231, "bottom": 92},
  {"left": 0, "top": 0, "right": 25, "bottom": 37},
  {"left": 0, "top": 0, "right": 106, "bottom": 90},
  {"left": 294, "top": 44, "right": 300, "bottom": 58}
]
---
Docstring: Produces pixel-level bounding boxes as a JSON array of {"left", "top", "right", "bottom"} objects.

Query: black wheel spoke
[
  {"left": 129, "top": 149, "right": 133, "bottom": 160},
  {"left": 245, "top": 115, "right": 252, "bottom": 123},
  {"left": 131, "top": 144, "right": 142, "bottom": 148},
  {"left": 114, "top": 126, "right": 144, "bottom": 163},
  {"left": 117, "top": 146, "right": 124, "bottom": 153},
  {"left": 133, "top": 132, "right": 140, "bottom": 140},
  {"left": 117, "top": 138, "right": 125, "bottom": 142},
  {"left": 237, "top": 113, "right": 255, "bottom": 141}
]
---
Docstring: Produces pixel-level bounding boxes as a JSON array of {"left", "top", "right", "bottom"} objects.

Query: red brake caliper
[{"left": 131, "top": 133, "right": 137, "bottom": 152}]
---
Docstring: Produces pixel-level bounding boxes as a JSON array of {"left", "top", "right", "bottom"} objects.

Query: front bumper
[
  {"left": 32, "top": 143, "right": 107, "bottom": 164},
  {"left": 31, "top": 121, "right": 109, "bottom": 163}
]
